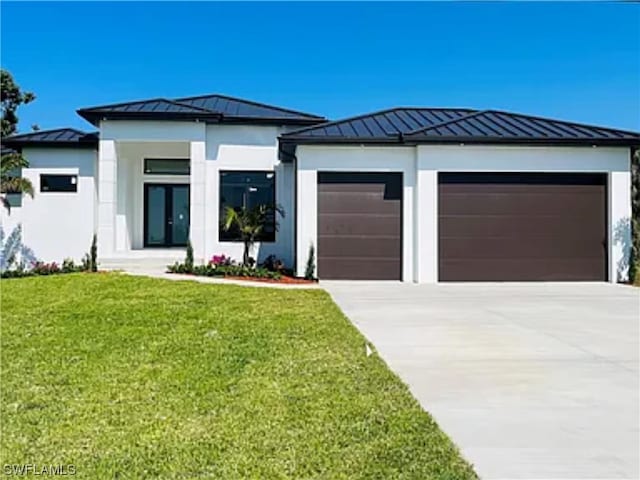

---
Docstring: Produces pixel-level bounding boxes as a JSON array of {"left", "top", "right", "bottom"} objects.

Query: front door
[{"left": 144, "top": 184, "right": 190, "bottom": 247}]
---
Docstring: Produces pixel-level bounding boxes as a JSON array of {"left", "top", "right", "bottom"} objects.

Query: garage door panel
[
  {"left": 318, "top": 192, "right": 401, "bottom": 215},
  {"left": 318, "top": 235, "right": 401, "bottom": 258},
  {"left": 319, "top": 258, "right": 401, "bottom": 280},
  {"left": 438, "top": 173, "right": 606, "bottom": 281},
  {"left": 440, "top": 259, "right": 606, "bottom": 282},
  {"left": 439, "top": 214, "right": 606, "bottom": 239},
  {"left": 439, "top": 191, "right": 605, "bottom": 216},
  {"left": 318, "top": 172, "right": 402, "bottom": 280},
  {"left": 440, "top": 236, "right": 604, "bottom": 259},
  {"left": 318, "top": 213, "right": 400, "bottom": 236}
]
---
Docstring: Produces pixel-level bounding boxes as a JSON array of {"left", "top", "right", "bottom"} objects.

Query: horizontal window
[
  {"left": 40, "top": 174, "right": 77, "bottom": 192},
  {"left": 144, "top": 158, "right": 190, "bottom": 175},
  {"left": 219, "top": 171, "right": 276, "bottom": 242}
]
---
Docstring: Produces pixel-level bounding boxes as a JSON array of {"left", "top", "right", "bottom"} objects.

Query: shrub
[
  {"left": 31, "top": 261, "right": 61, "bottom": 276},
  {"left": 90, "top": 234, "right": 98, "bottom": 272},
  {"left": 304, "top": 243, "right": 316, "bottom": 280},
  {"left": 185, "top": 240, "right": 194, "bottom": 273},
  {"left": 82, "top": 234, "right": 98, "bottom": 272},
  {"left": 262, "top": 254, "right": 284, "bottom": 273},
  {"left": 167, "top": 258, "right": 281, "bottom": 280},
  {"left": 61, "top": 258, "right": 82, "bottom": 273}
]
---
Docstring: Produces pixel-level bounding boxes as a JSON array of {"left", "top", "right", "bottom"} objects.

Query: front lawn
[{"left": 1, "top": 274, "right": 476, "bottom": 479}]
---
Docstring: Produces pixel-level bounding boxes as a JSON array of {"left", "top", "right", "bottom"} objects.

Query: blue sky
[{"left": 2, "top": 2, "right": 639, "bottom": 132}]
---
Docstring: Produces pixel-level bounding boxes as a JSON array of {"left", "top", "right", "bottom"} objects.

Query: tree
[
  {"left": 1, "top": 69, "right": 36, "bottom": 212},
  {"left": 222, "top": 204, "right": 284, "bottom": 267}
]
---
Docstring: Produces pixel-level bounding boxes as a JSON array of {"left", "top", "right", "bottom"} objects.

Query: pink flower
[{"left": 209, "top": 254, "right": 230, "bottom": 266}]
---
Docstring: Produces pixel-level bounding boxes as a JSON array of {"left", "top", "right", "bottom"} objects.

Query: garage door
[
  {"left": 439, "top": 173, "right": 607, "bottom": 281},
  {"left": 318, "top": 172, "right": 402, "bottom": 280}
]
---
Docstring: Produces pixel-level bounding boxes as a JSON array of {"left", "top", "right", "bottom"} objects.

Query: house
[{"left": 2, "top": 94, "right": 638, "bottom": 283}]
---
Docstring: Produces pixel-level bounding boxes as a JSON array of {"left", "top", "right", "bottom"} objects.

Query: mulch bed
[{"left": 225, "top": 275, "right": 317, "bottom": 285}]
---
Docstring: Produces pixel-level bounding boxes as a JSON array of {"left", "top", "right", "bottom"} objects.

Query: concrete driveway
[{"left": 323, "top": 282, "right": 640, "bottom": 479}]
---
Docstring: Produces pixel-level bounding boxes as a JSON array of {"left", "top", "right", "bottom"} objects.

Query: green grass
[{"left": 1, "top": 274, "right": 476, "bottom": 479}]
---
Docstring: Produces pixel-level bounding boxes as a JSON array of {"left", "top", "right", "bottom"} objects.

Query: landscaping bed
[
  {"left": 224, "top": 274, "right": 314, "bottom": 285},
  {"left": 167, "top": 252, "right": 317, "bottom": 285},
  {"left": 1, "top": 274, "right": 476, "bottom": 479}
]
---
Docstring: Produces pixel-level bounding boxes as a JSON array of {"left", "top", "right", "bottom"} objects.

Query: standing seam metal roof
[
  {"left": 281, "top": 107, "right": 640, "bottom": 145},
  {"left": 77, "top": 94, "right": 326, "bottom": 125},
  {"left": 3, "top": 128, "right": 98, "bottom": 147}
]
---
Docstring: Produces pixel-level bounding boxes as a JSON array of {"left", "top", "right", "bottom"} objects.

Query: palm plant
[
  {"left": 223, "top": 204, "right": 284, "bottom": 267},
  {"left": 1, "top": 150, "right": 34, "bottom": 212}
]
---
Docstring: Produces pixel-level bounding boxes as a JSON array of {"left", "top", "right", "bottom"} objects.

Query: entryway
[{"left": 144, "top": 184, "right": 190, "bottom": 247}]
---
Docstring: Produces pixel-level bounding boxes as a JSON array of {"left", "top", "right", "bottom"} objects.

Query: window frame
[
  {"left": 143, "top": 158, "right": 190, "bottom": 176},
  {"left": 40, "top": 174, "right": 78, "bottom": 193},
  {"left": 218, "top": 170, "right": 277, "bottom": 243}
]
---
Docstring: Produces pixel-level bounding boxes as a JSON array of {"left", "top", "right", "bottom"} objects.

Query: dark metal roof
[
  {"left": 405, "top": 110, "right": 640, "bottom": 144},
  {"left": 3, "top": 128, "right": 98, "bottom": 149},
  {"left": 282, "top": 107, "right": 474, "bottom": 141},
  {"left": 280, "top": 107, "right": 640, "bottom": 148},
  {"left": 78, "top": 94, "right": 326, "bottom": 126}
]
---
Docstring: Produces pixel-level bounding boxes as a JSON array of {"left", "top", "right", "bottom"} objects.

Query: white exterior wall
[
  {"left": 99, "top": 120, "right": 206, "bottom": 259},
  {"left": 98, "top": 121, "right": 294, "bottom": 267},
  {"left": 295, "top": 144, "right": 633, "bottom": 283},
  {"left": 205, "top": 124, "right": 295, "bottom": 266},
  {"left": 0, "top": 147, "right": 97, "bottom": 262},
  {"left": 295, "top": 145, "right": 416, "bottom": 281}
]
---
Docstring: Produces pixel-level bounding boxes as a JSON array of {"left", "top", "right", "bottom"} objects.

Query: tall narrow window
[
  {"left": 40, "top": 174, "right": 77, "bottom": 192},
  {"left": 219, "top": 171, "right": 276, "bottom": 242}
]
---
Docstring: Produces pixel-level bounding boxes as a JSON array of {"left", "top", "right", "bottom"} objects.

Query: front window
[
  {"left": 40, "top": 174, "right": 77, "bottom": 192},
  {"left": 219, "top": 171, "right": 276, "bottom": 242}
]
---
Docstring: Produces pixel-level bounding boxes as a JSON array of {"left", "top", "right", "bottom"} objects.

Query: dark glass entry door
[{"left": 144, "top": 184, "right": 190, "bottom": 247}]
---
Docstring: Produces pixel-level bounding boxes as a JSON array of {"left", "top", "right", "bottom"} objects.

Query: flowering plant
[
  {"left": 209, "top": 254, "right": 232, "bottom": 267},
  {"left": 31, "top": 261, "right": 61, "bottom": 275}
]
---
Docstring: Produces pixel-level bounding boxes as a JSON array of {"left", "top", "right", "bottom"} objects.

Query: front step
[{"left": 100, "top": 256, "right": 193, "bottom": 273}]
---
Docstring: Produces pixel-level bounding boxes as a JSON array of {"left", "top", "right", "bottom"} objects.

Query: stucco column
[
  {"left": 415, "top": 168, "right": 438, "bottom": 283},
  {"left": 609, "top": 170, "right": 632, "bottom": 283},
  {"left": 190, "top": 139, "right": 206, "bottom": 261},
  {"left": 97, "top": 139, "right": 117, "bottom": 257},
  {"left": 296, "top": 166, "right": 317, "bottom": 278}
]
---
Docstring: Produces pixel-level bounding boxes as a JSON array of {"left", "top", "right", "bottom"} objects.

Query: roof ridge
[
  {"left": 282, "top": 107, "right": 403, "bottom": 137},
  {"left": 78, "top": 97, "right": 168, "bottom": 112},
  {"left": 405, "top": 110, "right": 490, "bottom": 136},
  {"left": 78, "top": 97, "right": 213, "bottom": 113},
  {"left": 488, "top": 109, "right": 640, "bottom": 137},
  {"left": 174, "top": 93, "right": 326, "bottom": 119}
]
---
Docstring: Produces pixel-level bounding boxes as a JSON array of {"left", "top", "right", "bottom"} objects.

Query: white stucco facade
[
  {"left": 295, "top": 144, "right": 633, "bottom": 283},
  {"left": 95, "top": 120, "right": 295, "bottom": 267},
  {"left": 0, "top": 147, "right": 97, "bottom": 263},
  {"left": 3, "top": 118, "right": 633, "bottom": 283}
]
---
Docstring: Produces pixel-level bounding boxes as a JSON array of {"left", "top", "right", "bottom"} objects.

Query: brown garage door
[
  {"left": 439, "top": 173, "right": 607, "bottom": 281},
  {"left": 318, "top": 172, "right": 402, "bottom": 280}
]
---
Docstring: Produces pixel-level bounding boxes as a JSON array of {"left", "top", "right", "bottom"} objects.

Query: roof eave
[
  {"left": 76, "top": 110, "right": 222, "bottom": 126},
  {"left": 77, "top": 110, "right": 325, "bottom": 127},
  {"left": 2, "top": 140, "right": 98, "bottom": 150},
  {"left": 279, "top": 136, "right": 400, "bottom": 145},
  {"left": 281, "top": 135, "right": 640, "bottom": 147},
  {"left": 402, "top": 136, "right": 640, "bottom": 147}
]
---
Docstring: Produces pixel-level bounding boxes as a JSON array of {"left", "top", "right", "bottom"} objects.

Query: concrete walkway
[{"left": 323, "top": 281, "right": 640, "bottom": 479}]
